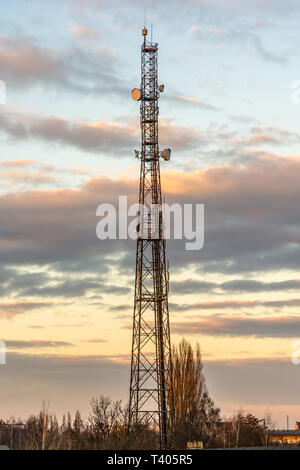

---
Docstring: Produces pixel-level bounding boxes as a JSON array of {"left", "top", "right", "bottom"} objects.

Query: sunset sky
[{"left": 1, "top": 0, "right": 300, "bottom": 428}]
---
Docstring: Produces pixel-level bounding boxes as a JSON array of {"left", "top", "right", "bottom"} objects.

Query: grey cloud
[
  {"left": 166, "top": 94, "right": 221, "bottom": 111},
  {"left": 220, "top": 279, "right": 300, "bottom": 293},
  {"left": 0, "top": 351, "right": 298, "bottom": 420},
  {"left": 171, "top": 279, "right": 300, "bottom": 294},
  {"left": 200, "top": 244, "right": 300, "bottom": 275},
  {"left": 0, "top": 113, "right": 136, "bottom": 155},
  {"left": 0, "top": 34, "right": 127, "bottom": 96},
  {"left": 0, "top": 178, "right": 135, "bottom": 266},
  {"left": 204, "top": 357, "right": 300, "bottom": 409},
  {"left": 232, "top": 125, "right": 300, "bottom": 147},
  {"left": 252, "top": 42, "right": 287, "bottom": 64},
  {"left": 0, "top": 112, "right": 206, "bottom": 155},
  {"left": 172, "top": 315, "right": 300, "bottom": 338},
  {"left": 0, "top": 352, "right": 129, "bottom": 419},
  {"left": 5, "top": 340, "right": 74, "bottom": 349},
  {"left": 171, "top": 298, "right": 300, "bottom": 312},
  {"left": 1, "top": 151, "right": 300, "bottom": 281},
  {"left": 21, "top": 278, "right": 130, "bottom": 298},
  {"left": 5, "top": 270, "right": 49, "bottom": 292},
  {"left": 190, "top": 15, "right": 288, "bottom": 65},
  {"left": 107, "top": 304, "right": 131, "bottom": 312},
  {"left": 0, "top": 266, "right": 130, "bottom": 299},
  {"left": 0, "top": 301, "right": 56, "bottom": 319},
  {"left": 171, "top": 280, "right": 217, "bottom": 294},
  {"left": 229, "top": 114, "right": 259, "bottom": 124}
]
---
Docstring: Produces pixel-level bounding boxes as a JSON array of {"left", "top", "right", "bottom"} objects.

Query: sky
[{"left": 1, "top": 0, "right": 300, "bottom": 428}]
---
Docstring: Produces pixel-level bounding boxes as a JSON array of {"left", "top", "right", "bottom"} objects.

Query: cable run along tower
[{"left": 129, "top": 27, "right": 173, "bottom": 449}]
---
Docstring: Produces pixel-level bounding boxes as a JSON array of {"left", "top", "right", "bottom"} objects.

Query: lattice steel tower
[{"left": 129, "top": 27, "right": 173, "bottom": 449}]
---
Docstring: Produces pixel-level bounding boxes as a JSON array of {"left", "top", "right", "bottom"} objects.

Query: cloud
[
  {"left": 1, "top": 159, "right": 36, "bottom": 167},
  {"left": 0, "top": 176, "right": 134, "bottom": 266},
  {"left": 20, "top": 278, "right": 130, "bottom": 298},
  {"left": 222, "top": 279, "right": 300, "bottom": 293},
  {"left": 167, "top": 95, "right": 220, "bottom": 111},
  {"left": 0, "top": 159, "right": 96, "bottom": 191},
  {"left": 169, "top": 299, "right": 300, "bottom": 420},
  {"left": 172, "top": 298, "right": 300, "bottom": 312},
  {"left": 52, "top": 322, "right": 92, "bottom": 328},
  {"left": 171, "top": 280, "right": 217, "bottom": 294},
  {"left": 229, "top": 114, "right": 258, "bottom": 123},
  {"left": 231, "top": 125, "right": 300, "bottom": 147},
  {"left": 82, "top": 338, "right": 107, "bottom": 343},
  {"left": 0, "top": 168, "right": 54, "bottom": 188},
  {"left": 0, "top": 265, "right": 130, "bottom": 301},
  {"left": 5, "top": 340, "right": 74, "bottom": 349},
  {"left": 0, "top": 151, "right": 300, "bottom": 279},
  {"left": 171, "top": 278, "right": 300, "bottom": 294},
  {"left": 253, "top": 42, "right": 287, "bottom": 64},
  {"left": 0, "top": 159, "right": 63, "bottom": 190},
  {"left": 0, "top": 111, "right": 207, "bottom": 155},
  {"left": 0, "top": 113, "right": 137, "bottom": 155},
  {"left": 171, "top": 300, "right": 254, "bottom": 311},
  {"left": 204, "top": 356, "right": 300, "bottom": 417},
  {"left": 160, "top": 151, "right": 300, "bottom": 274},
  {"left": 0, "top": 301, "right": 56, "bottom": 319},
  {"left": 0, "top": 351, "right": 299, "bottom": 423},
  {"left": 107, "top": 304, "right": 131, "bottom": 312},
  {"left": 0, "top": 352, "right": 129, "bottom": 419},
  {"left": 159, "top": 117, "right": 206, "bottom": 150},
  {"left": 0, "top": 34, "right": 124, "bottom": 95},
  {"left": 172, "top": 315, "right": 300, "bottom": 338},
  {"left": 189, "top": 17, "right": 288, "bottom": 64},
  {"left": 69, "top": 24, "right": 101, "bottom": 39},
  {"left": 0, "top": 34, "right": 66, "bottom": 88}
]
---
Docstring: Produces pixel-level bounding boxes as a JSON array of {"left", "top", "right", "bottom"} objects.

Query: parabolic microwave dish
[{"left": 131, "top": 88, "right": 142, "bottom": 101}]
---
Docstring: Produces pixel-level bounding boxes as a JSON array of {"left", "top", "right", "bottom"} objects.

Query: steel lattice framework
[{"left": 128, "top": 28, "right": 173, "bottom": 449}]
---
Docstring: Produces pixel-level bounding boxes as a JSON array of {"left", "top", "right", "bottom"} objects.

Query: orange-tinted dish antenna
[{"left": 131, "top": 88, "right": 142, "bottom": 101}]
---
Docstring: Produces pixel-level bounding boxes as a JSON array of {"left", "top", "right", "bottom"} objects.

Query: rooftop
[{"left": 269, "top": 430, "right": 300, "bottom": 436}]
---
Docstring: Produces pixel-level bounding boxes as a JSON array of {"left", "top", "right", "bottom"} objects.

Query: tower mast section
[{"left": 129, "top": 27, "right": 172, "bottom": 449}]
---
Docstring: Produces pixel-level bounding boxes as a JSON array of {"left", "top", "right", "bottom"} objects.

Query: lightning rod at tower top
[{"left": 128, "top": 26, "right": 174, "bottom": 449}]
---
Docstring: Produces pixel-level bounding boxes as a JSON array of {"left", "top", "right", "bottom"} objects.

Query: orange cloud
[{"left": 1, "top": 159, "right": 35, "bottom": 167}]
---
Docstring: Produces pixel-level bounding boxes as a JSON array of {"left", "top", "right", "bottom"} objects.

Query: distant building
[
  {"left": 269, "top": 422, "right": 300, "bottom": 445},
  {"left": 187, "top": 441, "right": 203, "bottom": 449}
]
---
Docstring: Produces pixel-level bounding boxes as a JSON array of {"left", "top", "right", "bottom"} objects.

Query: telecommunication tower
[{"left": 128, "top": 27, "right": 173, "bottom": 449}]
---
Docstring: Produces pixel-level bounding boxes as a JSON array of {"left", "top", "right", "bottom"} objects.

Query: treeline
[
  {"left": 0, "top": 340, "right": 271, "bottom": 449},
  {"left": 0, "top": 398, "right": 158, "bottom": 450},
  {"left": 0, "top": 403, "right": 271, "bottom": 450}
]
